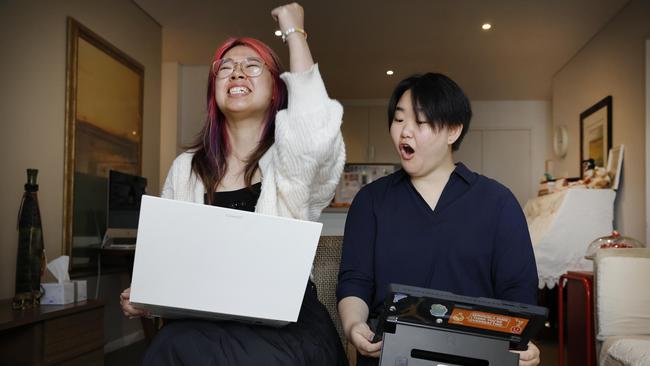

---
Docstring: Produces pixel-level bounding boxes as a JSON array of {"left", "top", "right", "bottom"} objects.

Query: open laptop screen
[{"left": 130, "top": 196, "right": 323, "bottom": 326}]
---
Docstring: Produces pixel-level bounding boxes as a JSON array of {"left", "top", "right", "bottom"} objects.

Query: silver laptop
[{"left": 129, "top": 195, "right": 322, "bottom": 327}]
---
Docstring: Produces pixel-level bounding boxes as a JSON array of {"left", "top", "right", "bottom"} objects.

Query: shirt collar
[
  {"left": 391, "top": 162, "right": 476, "bottom": 186},
  {"left": 452, "top": 162, "right": 476, "bottom": 185}
]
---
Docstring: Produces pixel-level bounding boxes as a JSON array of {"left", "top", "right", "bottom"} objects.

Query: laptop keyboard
[{"left": 112, "top": 237, "right": 136, "bottom": 245}]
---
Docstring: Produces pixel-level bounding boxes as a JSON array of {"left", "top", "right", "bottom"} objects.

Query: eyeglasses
[{"left": 212, "top": 57, "right": 266, "bottom": 79}]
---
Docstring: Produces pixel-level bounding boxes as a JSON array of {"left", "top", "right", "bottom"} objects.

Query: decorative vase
[{"left": 13, "top": 169, "right": 45, "bottom": 309}]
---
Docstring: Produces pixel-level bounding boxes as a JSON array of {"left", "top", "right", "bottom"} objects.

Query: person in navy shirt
[{"left": 336, "top": 73, "right": 540, "bottom": 366}]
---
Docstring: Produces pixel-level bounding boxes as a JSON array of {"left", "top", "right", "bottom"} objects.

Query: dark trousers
[{"left": 143, "top": 281, "right": 348, "bottom": 366}]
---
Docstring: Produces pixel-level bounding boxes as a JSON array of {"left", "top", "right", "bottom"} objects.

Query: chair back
[
  {"left": 595, "top": 248, "right": 650, "bottom": 339},
  {"left": 312, "top": 235, "right": 346, "bottom": 347}
]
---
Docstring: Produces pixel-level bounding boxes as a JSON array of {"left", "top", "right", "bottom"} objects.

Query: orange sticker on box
[{"left": 448, "top": 309, "right": 529, "bottom": 335}]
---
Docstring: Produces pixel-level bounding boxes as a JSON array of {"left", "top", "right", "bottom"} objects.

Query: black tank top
[{"left": 204, "top": 182, "right": 262, "bottom": 212}]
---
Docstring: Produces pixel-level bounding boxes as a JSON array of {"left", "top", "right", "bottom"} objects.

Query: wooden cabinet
[
  {"left": 454, "top": 128, "right": 531, "bottom": 205},
  {"left": 367, "top": 106, "right": 398, "bottom": 163},
  {"left": 483, "top": 129, "right": 531, "bottom": 203},
  {"left": 0, "top": 300, "right": 105, "bottom": 365},
  {"left": 341, "top": 104, "right": 398, "bottom": 164},
  {"left": 341, "top": 106, "right": 369, "bottom": 163}
]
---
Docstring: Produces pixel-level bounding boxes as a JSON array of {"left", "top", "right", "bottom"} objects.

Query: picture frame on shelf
[
  {"left": 580, "top": 96, "right": 612, "bottom": 177},
  {"left": 606, "top": 145, "right": 624, "bottom": 191}
]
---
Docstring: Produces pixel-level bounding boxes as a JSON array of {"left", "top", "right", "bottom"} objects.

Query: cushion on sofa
[{"left": 599, "top": 336, "right": 650, "bottom": 366}]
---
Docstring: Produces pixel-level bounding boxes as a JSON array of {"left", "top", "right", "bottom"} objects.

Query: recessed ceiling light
[
  {"left": 274, "top": 30, "right": 282, "bottom": 37},
  {"left": 482, "top": 23, "right": 492, "bottom": 30},
  {"left": 386, "top": 70, "right": 394, "bottom": 76}
]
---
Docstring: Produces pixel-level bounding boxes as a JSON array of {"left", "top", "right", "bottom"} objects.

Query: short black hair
[{"left": 387, "top": 73, "right": 472, "bottom": 151}]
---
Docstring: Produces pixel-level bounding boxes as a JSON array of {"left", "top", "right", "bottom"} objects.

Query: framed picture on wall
[
  {"left": 63, "top": 17, "right": 145, "bottom": 268},
  {"left": 607, "top": 145, "right": 624, "bottom": 190},
  {"left": 580, "top": 96, "right": 612, "bottom": 176}
]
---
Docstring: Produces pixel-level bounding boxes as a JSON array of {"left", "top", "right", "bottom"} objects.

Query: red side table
[{"left": 558, "top": 271, "right": 595, "bottom": 366}]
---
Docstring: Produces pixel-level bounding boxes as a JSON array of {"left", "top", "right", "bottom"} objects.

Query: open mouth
[
  {"left": 399, "top": 143, "right": 415, "bottom": 159},
  {"left": 228, "top": 86, "right": 250, "bottom": 95}
]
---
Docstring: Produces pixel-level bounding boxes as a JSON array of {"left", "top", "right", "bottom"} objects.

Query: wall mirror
[
  {"left": 579, "top": 95, "right": 612, "bottom": 176},
  {"left": 64, "top": 17, "right": 144, "bottom": 269}
]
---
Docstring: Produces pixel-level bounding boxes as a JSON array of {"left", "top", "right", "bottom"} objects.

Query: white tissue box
[
  {"left": 41, "top": 280, "right": 87, "bottom": 304},
  {"left": 41, "top": 282, "right": 75, "bottom": 305},
  {"left": 74, "top": 280, "right": 87, "bottom": 302}
]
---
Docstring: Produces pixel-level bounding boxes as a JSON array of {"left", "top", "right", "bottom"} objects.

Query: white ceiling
[{"left": 134, "top": 0, "right": 630, "bottom": 100}]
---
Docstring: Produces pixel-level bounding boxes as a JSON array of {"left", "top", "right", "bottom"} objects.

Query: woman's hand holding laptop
[{"left": 120, "top": 287, "right": 147, "bottom": 319}]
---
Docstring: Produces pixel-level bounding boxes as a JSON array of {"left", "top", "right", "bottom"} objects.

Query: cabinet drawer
[{"left": 43, "top": 307, "right": 104, "bottom": 364}]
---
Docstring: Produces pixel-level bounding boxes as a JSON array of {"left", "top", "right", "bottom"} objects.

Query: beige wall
[
  {"left": 160, "top": 62, "right": 181, "bottom": 185},
  {"left": 646, "top": 40, "right": 650, "bottom": 244},
  {"left": 552, "top": 0, "right": 650, "bottom": 241},
  {"left": 0, "top": 0, "right": 161, "bottom": 300}
]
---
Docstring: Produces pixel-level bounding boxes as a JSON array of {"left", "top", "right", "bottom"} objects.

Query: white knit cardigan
[{"left": 161, "top": 64, "right": 345, "bottom": 222}]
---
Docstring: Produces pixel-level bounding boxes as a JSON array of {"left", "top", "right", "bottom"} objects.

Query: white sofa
[{"left": 595, "top": 248, "right": 650, "bottom": 366}]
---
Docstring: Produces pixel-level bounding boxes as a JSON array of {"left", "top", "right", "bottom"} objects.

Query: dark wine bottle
[{"left": 13, "top": 169, "right": 44, "bottom": 309}]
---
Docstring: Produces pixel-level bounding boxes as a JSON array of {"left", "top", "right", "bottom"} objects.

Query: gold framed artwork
[
  {"left": 63, "top": 17, "right": 144, "bottom": 265},
  {"left": 607, "top": 145, "right": 624, "bottom": 191},
  {"left": 580, "top": 96, "right": 612, "bottom": 177}
]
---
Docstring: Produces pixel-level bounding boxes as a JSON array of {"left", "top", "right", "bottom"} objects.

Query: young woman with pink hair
[{"left": 120, "top": 3, "right": 347, "bottom": 365}]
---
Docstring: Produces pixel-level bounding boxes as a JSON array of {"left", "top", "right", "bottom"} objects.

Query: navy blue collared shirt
[{"left": 336, "top": 163, "right": 538, "bottom": 315}]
